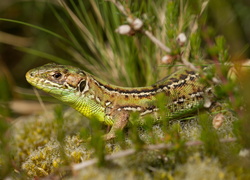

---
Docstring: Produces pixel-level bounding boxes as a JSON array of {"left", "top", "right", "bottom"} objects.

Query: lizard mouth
[
  {"left": 26, "top": 70, "right": 36, "bottom": 86},
  {"left": 26, "top": 69, "right": 46, "bottom": 90}
]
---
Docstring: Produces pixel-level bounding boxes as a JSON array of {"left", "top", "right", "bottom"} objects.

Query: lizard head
[{"left": 26, "top": 63, "right": 88, "bottom": 101}]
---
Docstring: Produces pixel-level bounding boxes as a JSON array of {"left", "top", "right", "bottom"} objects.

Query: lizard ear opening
[{"left": 78, "top": 80, "right": 86, "bottom": 92}]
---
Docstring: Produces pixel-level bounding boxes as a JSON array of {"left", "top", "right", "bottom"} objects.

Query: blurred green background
[{"left": 0, "top": 0, "right": 250, "bottom": 178}]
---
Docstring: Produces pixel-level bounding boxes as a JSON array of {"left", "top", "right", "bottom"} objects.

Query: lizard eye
[{"left": 52, "top": 72, "right": 62, "bottom": 79}]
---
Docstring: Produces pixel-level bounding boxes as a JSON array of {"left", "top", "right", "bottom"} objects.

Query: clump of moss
[
  {"left": 11, "top": 112, "right": 58, "bottom": 164},
  {"left": 173, "top": 111, "right": 236, "bottom": 141},
  {"left": 64, "top": 135, "right": 91, "bottom": 163},
  {"left": 172, "top": 118, "right": 201, "bottom": 141},
  {"left": 168, "top": 153, "right": 236, "bottom": 180},
  {"left": 9, "top": 104, "right": 237, "bottom": 178},
  {"left": 21, "top": 140, "right": 61, "bottom": 177},
  {"left": 22, "top": 135, "right": 90, "bottom": 177},
  {"left": 10, "top": 108, "right": 91, "bottom": 176},
  {"left": 215, "top": 114, "right": 236, "bottom": 138},
  {"left": 70, "top": 167, "right": 152, "bottom": 180}
]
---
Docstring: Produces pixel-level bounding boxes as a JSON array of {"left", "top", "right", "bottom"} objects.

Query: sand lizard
[{"left": 26, "top": 63, "right": 214, "bottom": 140}]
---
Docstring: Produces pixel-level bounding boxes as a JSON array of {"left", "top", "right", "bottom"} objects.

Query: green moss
[
  {"left": 10, "top": 108, "right": 91, "bottom": 177},
  {"left": 3, "top": 0, "right": 246, "bottom": 178},
  {"left": 22, "top": 135, "right": 90, "bottom": 177},
  {"left": 11, "top": 112, "right": 58, "bottom": 164},
  {"left": 9, "top": 103, "right": 237, "bottom": 178},
  {"left": 22, "top": 140, "right": 61, "bottom": 177},
  {"left": 70, "top": 167, "right": 152, "bottom": 180},
  {"left": 169, "top": 153, "right": 236, "bottom": 180}
]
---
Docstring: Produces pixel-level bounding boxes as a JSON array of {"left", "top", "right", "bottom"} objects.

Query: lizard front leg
[{"left": 103, "top": 110, "right": 130, "bottom": 140}]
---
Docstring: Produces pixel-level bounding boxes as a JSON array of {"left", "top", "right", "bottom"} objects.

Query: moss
[
  {"left": 11, "top": 112, "right": 58, "bottom": 164},
  {"left": 22, "top": 140, "right": 60, "bottom": 177},
  {"left": 10, "top": 108, "right": 91, "bottom": 177},
  {"left": 21, "top": 135, "right": 90, "bottom": 177},
  {"left": 69, "top": 167, "right": 151, "bottom": 180},
  {"left": 168, "top": 153, "right": 236, "bottom": 180},
  {"left": 9, "top": 105, "right": 237, "bottom": 178}
]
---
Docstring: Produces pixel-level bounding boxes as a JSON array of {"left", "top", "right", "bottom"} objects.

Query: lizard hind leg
[{"left": 103, "top": 110, "right": 130, "bottom": 140}]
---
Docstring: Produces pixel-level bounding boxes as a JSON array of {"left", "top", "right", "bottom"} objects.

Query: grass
[{"left": 0, "top": 0, "right": 250, "bottom": 179}]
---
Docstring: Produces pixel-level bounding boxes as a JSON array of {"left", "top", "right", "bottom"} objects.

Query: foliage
[{"left": 0, "top": 0, "right": 250, "bottom": 179}]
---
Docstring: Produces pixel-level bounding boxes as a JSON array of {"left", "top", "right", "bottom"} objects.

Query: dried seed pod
[
  {"left": 176, "top": 33, "right": 187, "bottom": 46},
  {"left": 212, "top": 113, "right": 225, "bottom": 129},
  {"left": 203, "top": 98, "right": 212, "bottom": 108},
  {"left": 132, "top": 18, "right": 143, "bottom": 30},
  {"left": 161, "top": 55, "right": 173, "bottom": 64},
  {"left": 115, "top": 25, "right": 132, "bottom": 35}
]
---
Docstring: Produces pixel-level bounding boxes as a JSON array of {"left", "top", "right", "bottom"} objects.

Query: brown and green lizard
[{"left": 26, "top": 63, "right": 215, "bottom": 140}]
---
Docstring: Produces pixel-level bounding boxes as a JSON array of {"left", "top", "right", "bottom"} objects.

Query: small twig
[
  {"left": 72, "top": 137, "right": 236, "bottom": 171},
  {"left": 106, "top": 0, "right": 172, "bottom": 54},
  {"left": 33, "top": 88, "right": 47, "bottom": 113},
  {"left": 72, "top": 158, "right": 98, "bottom": 170},
  {"left": 144, "top": 30, "right": 171, "bottom": 53},
  {"left": 72, "top": 149, "right": 136, "bottom": 171},
  {"left": 105, "top": 0, "right": 128, "bottom": 16}
]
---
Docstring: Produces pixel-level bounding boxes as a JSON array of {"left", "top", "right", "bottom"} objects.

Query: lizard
[{"left": 26, "top": 63, "right": 215, "bottom": 140}]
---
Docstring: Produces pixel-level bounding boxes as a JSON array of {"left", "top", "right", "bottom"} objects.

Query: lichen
[
  {"left": 22, "top": 135, "right": 90, "bottom": 177},
  {"left": 69, "top": 167, "right": 152, "bottom": 180},
  {"left": 9, "top": 105, "right": 238, "bottom": 179},
  {"left": 10, "top": 108, "right": 91, "bottom": 177},
  {"left": 167, "top": 153, "right": 236, "bottom": 180}
]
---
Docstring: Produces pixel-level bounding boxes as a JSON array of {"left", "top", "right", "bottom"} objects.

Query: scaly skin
[{"left": 26, "top": 63, "right": 214, "bottom": 140}]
